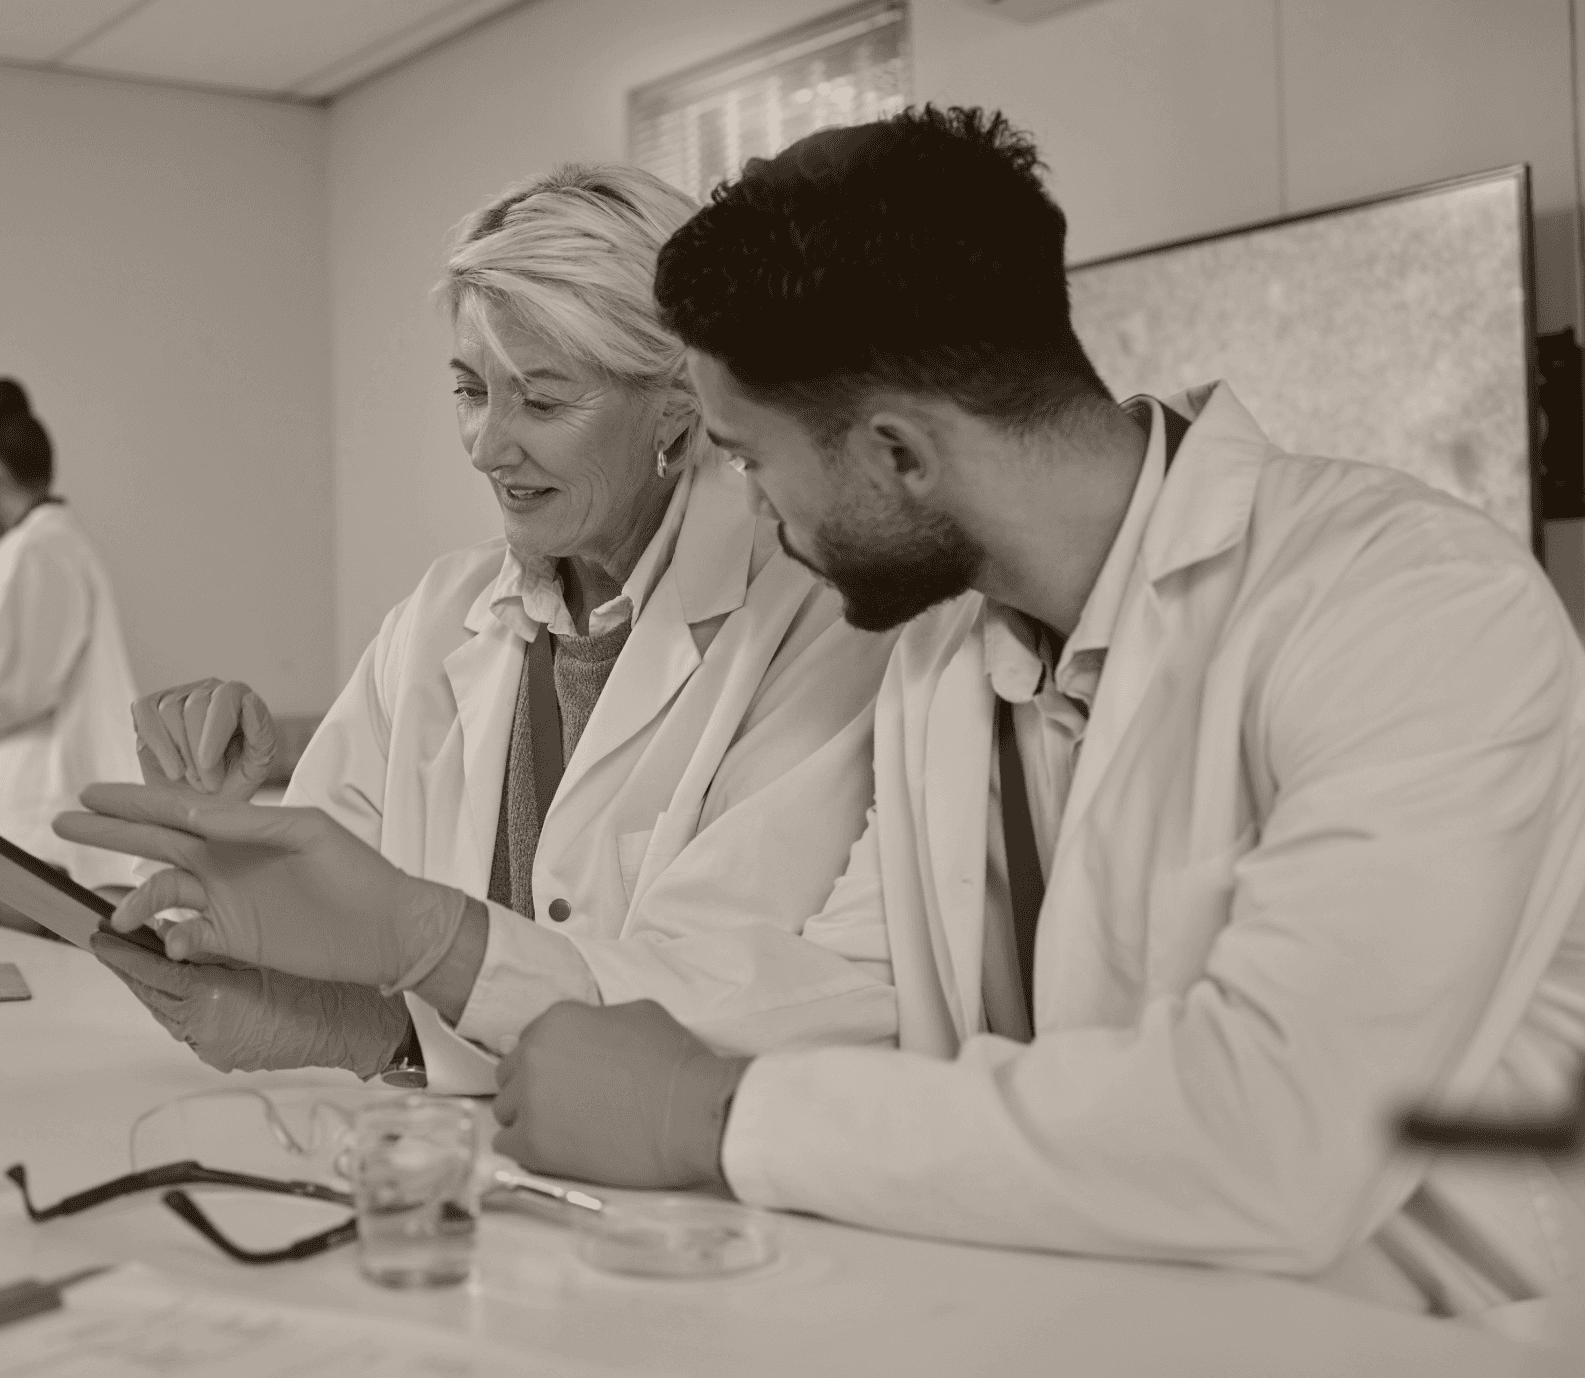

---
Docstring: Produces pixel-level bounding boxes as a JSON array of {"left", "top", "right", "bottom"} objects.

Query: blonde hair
[{"left": 438, "top": 164, "right": 709, "bottom": 469}]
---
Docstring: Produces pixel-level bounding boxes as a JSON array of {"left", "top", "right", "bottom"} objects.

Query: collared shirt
[
  {"left": 483, "top": 469, "right": 692, "bottom": 643},
  {"left": 980, "top": 397, "right": 1171, "bottom": 1039}
]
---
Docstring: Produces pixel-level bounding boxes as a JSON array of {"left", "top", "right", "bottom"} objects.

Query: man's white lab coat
[
  {"left": 288, "top": 455, "right": 899, "bottom": 1091},
  {"left": 0, "top": 503, "right": 140, "bottom": 888},
  {"left": 722, "top": 383, "right": 1585, "bottom": 1315}
]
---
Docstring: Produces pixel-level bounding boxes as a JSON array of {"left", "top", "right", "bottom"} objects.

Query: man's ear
[{"left": 853, "top": 407, "right": 945, "bottom": 499}]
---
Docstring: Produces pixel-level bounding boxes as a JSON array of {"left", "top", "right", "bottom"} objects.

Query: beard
[{"left": 778, "top": 499, "right": 985, "bottom": 633}]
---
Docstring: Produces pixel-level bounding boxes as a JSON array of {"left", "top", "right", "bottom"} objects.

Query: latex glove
[
  {"left": 491, "top": 1000, "right": 752, "bottom": 1190},
  {"left": 91, "top": 931, "right": 411, "bottom": 1078},
  {"left": 134, "top": 678, "right": 277, "bottom": 800},
  {"left": 53, "top": 784, "right": 468, "bottom": 991}
]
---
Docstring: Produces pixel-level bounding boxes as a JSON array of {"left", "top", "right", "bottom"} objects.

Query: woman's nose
[
  {"left": 468, "top": 399, "right": 519, "bottom": 474},
  {"left": 745, "top": 478, "right": 778, "bottom": 521}
]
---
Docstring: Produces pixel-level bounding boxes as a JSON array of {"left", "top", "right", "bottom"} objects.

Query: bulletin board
[{"left": 1067, "top": 166, "right": 1540, "bottom": 552}]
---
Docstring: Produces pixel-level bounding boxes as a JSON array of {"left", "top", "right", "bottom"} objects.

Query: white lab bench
[{"left": 0, "top": 928, "right": 1529, "bottom": 1377}]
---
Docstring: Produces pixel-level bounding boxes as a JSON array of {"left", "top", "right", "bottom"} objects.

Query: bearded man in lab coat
[
  {"left": 489, "top": 107, "right": 1585, "bottom": 1315},
  {"left": 61, "top": 108, "right": 1585, "bottom": 1316}
]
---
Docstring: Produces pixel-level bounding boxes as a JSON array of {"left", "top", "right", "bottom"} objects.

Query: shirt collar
[
  {"left": 486, "top": 463, "right": 694, "bottom": 644},
  {"left": 983, "top": 395, "right": 1169, "bottom": 704}
]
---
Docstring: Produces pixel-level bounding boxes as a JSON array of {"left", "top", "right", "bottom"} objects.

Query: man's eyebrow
[
  {"left": 706, "top": 428, "right": 749, "bottom": 452},
  {"left": 447, "top": 357, "right": 479, "bottom": 375}
]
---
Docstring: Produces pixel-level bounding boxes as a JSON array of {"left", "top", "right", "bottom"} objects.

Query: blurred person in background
[{"left": 0, "top": 378, "right": 139, "bottom": 901}]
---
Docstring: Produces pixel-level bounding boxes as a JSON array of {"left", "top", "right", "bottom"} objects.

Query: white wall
[
  {"left": 328, "top": 0, "right": 1585, "bottom": 676},
  {"left": 0, "top": 67, "right": 334, "bottom": 713}
]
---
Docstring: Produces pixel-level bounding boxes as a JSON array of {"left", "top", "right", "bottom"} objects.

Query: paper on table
[{"left": 0, "top": 1263, "right": 605, "bottom": 1377}]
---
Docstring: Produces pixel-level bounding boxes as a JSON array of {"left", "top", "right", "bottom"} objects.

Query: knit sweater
[{"left": 487, "top": 620, "right": 632, "bottom": 918}]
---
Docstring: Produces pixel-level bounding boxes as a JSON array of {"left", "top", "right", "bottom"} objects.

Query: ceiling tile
[
  {"left": 287, "top": 0, "right": 526, "bottom": 98},
  {"left": 61, "top": 0, "right": 469, "bottom": 95},
  {"left": 0, "top": 0, "right": 145, "bottom": 63}
]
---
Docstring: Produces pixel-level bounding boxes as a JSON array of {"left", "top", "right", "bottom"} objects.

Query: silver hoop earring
[{"left": 656, "top": 445, "right": 668, "bottom": 479}]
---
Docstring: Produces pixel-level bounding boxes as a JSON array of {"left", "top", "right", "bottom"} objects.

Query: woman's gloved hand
[
  {"left": 133, "top": 678, "right": 277, "bottom": 800},
  {"left": 491, "top": 999, "right": 752, "bottom": 1190},
  {"left": 91, "top": 931, "right": 412, "bottom": 1078},
  {"left": 54, "top": 785, "right": 469, "bottom": 992}
]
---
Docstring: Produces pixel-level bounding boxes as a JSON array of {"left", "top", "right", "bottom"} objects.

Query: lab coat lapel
[
  {"left": 1054, "top": 383, "right": 1269, "bottom": 871},
  {"left": 552, "top": 456, "right": 757, "bottom": 806},
  {"left": 441, "top": 591, "right": 522, "bottom": 888},
  {"left": 921, "top": 602, "right": 996, "bottom": 1037}
]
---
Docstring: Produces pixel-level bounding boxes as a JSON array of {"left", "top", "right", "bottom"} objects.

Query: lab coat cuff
[
  {"left": 453, "top": 900, "right": 601, "bottom": 1054},
  {"left": 718, "top": 1053, "right": 794, "bottom": 1207}
]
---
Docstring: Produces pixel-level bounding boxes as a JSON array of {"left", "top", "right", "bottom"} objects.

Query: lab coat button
[{"left": 547, "top": 898, "right": 571, "bottom": 922}]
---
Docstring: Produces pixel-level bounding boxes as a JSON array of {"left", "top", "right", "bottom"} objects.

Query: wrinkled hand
[
  {"left": 92, "top": 931, "right": 412, "bottom": 1078},
  {"left": 54, "top": 784, "right": 467, "bottom": 991},
  {"left": 492, "top": 1000, "right": 751, "bottom": 1190},
  {"left": 134, "top": 678, "right": 277, "bottom": 800}
]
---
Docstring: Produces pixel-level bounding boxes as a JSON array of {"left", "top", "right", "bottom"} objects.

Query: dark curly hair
[
  {"left": 655, "top": 105, "right": 1110, "bottom": 449},
  {"left": 0, "top": 379, "right": 52, "bottom": 492}
]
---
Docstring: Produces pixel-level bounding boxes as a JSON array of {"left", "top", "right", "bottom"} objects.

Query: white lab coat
[
  {"left": 0, "top": 503, "right": 140, "bottom": 888},
  {"left": 288, "top": 453, "right": 899, "bottom": 1092},
  {"left": 722, "top": 383, "right": 1585, "bottom": 1315}
]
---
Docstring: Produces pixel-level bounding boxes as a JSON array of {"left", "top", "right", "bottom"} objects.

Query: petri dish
[{"left": 576, "top": 1196, "right": 777, "bottom": 1279}]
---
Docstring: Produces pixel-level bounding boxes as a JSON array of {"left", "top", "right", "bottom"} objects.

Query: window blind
[{"left": 628, "top": 2, "right": 911, "bottom": 204}]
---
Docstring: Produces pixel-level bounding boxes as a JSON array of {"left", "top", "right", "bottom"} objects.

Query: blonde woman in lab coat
[
  {"left": 93, "top": 166, "right": 898, "bottom": 1088},
  {"left": 0, "top": 379, "right": 139, "bottom": 894}
]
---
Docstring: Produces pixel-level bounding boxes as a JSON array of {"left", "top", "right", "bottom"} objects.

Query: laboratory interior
[{"left": 2, "top": 0, "right": 1585, "bottom": 1373}]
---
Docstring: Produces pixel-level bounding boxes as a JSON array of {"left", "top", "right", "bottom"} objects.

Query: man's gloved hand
[
  {"left": 491, "top": 999, "right": 752, "bottom": 1190},
  {"left": 134, "top": 679, "right": 277, "bottom": 801},
  {"left": 91, "top": 931, "right": 412, "bottom": 1078},
  {"left": 53, "top": 784, "right": 468, "bottom": 991}
]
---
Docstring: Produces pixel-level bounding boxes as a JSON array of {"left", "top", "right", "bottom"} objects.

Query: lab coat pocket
[
  {"left": 616, "top": 828, "right": 654, "bottom": 905},
  {"left": 1146, "top": 824, "right": 1257, "bottom": 996}
]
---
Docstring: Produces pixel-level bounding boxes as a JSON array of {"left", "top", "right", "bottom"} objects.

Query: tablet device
[{"left": 0, "top": 832, "right": 164, "bottom": 954}]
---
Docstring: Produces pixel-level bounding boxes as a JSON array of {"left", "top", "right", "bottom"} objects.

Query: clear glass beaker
[{"left": 351, "top": 1096, "right": 479, "bottom": 1288}]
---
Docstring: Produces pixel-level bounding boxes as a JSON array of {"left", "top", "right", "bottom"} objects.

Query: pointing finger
[
  {"left": 75, "top": 783, "right": 306, "bottom": 846},
  {"left": 53, "top": 809, "right": 202, "bottom": 871}
]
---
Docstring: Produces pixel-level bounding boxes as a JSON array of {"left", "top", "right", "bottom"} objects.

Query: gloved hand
[
  {"left": 91, "top": 931, "right": 412, "bottom": 1079},
  {"left": 53, "top": 784, "right": 468, "bottom": 992},
  {"left": 133, "top": 678, "right": 277, "bottom": 800},
  {"left": 491, "top": 999, "right": 752, "bottom": 1190}
]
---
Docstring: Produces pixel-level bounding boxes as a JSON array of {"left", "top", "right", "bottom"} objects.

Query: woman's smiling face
[{"left": 450, "top": 300, "right": 671, "bottom": 573}]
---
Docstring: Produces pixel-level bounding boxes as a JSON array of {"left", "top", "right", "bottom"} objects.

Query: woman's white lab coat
[
  {"left": 287, "top": 454, "right": 899, "bottom": 1091},
  {"left": 0, "top": 503, "right": 140, "bottom": 888},
  {"left": 720, "top": 384, "right": 1585, "bottom": 1316}
]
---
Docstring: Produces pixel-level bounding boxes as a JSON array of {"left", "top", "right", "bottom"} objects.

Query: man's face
[{"left": 686, "top": 350, "right": 983, "bottom": 632}]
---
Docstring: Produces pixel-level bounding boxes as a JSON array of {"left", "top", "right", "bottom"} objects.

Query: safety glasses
[
  {"left": 6, "top": 1160, "right": 356, "bottom": 1263},
  {"left": 8, "top": 1085, "right": 368, "bottom": 1264}
]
